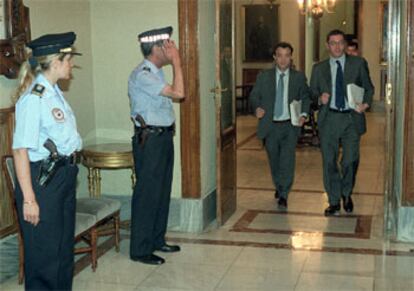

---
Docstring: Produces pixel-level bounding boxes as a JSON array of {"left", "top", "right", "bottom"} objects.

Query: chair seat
[
  {"left": 76, "top": 198, "right": 121, "bottom": 221},
  {"left": 75, "top": 213, "right": 96, "bottom": 236}
]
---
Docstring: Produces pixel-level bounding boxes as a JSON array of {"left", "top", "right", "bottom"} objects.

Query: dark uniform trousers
[
  {"left": 130, "top": 130, "right": 174, "bottom": 257},
  {"left": 15, "top": 162, "right": 78, "bottom": 291},
  {"left": 319, "top": 111, "right": 360, "bottom": 205},
  {"left": 264, "top": 121, "right": 299, "bottom": 199}
]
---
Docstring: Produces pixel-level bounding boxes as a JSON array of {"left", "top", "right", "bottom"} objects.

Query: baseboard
[
  {"left": 93, "top": 192, "right": 217, "bottom": 233},
  {"left": 397, "top": 207, "right": 414, "bottom": 242},
  {"left": 168, "top": 190, "right": 217, "bottom": 233}
]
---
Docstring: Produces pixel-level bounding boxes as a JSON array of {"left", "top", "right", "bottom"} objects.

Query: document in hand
[
  {"left": 347, "top": 84, "right": 365, "bottom": 109},
  {"left": 290, "top": 100, "right": 302, "bottom": 126}
]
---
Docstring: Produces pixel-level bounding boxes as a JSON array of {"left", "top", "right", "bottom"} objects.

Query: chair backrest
[
  {"left": 3, "top": 155, "right": 16, "bottom": 191},
  {"left": 2, "top": 155, "right": 25, "bottom": 284},
  {"left": 2, "top": 155, "right": 19, "bottom": 224}
]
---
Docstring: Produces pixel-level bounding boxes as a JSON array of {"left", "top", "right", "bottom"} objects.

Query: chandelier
[{"left": 297, "top": 0, "right": 336, "bottom": 19}]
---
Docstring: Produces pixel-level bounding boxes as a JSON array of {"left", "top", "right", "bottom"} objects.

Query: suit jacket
[
  {"left": 249, "top": 67, "right": 311, "bottom": 139},
  {"left": 310, "top": 55, "right": 374, "bottom": 135}
]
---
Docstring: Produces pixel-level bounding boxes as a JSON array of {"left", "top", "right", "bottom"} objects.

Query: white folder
[
  {"left": 347, "top": 84, "right": 365, "bottom": 109},
  {"left": 290, "top": 100, "right": 302, "bottom": 126}
]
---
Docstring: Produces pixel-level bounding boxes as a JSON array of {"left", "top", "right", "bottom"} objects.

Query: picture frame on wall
[
  {"left": 379, "top": 1, "right": 388, "bottom": 65},
  {"left": 243, "top": 4, "right": 279, "bottom": 62}
]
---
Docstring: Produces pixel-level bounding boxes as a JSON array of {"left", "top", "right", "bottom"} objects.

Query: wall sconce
[{"left": 297, "top": 0, "right": 336, "bottom": 19}]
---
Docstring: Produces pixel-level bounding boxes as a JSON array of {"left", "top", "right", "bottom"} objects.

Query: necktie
[
  {"left": 335, "top": 60, "right": 345, "bottom": 110},
  {"left": 274, "top": 73, "right": 285, "bottom": 119}
]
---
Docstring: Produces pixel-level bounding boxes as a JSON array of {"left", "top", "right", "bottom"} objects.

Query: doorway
[{"left": 234, "top": 0, "right": 389, "bottom": 247}]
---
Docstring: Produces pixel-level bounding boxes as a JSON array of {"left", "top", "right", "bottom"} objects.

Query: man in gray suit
[
  {"left": 249, "top": 42, "right": 310, "bottom": 209},
  {"left": 310, "top": 29, "right": 374, "bottom": 216}
]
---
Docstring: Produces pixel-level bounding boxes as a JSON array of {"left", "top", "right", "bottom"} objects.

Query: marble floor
[{"left": 2, "top": 112, "right": 414, "bottom": 290}]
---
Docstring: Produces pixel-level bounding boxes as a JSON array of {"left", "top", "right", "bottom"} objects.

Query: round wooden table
[{"left": 81, "top": 143, "right": 135, "bottom": 197}]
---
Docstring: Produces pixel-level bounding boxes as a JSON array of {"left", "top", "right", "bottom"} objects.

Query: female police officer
[{"left": 12, "top": 32, "right": 82, "bottom": 290}]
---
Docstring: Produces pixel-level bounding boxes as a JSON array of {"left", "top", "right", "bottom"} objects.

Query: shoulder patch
[
  {"left": 142, "top": 66, "right": 151, "bottom": 72},
  {"left": 31, "top": 84, "right": 45, "bottom": 97}
]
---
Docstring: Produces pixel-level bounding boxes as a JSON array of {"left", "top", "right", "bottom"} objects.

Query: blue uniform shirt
[
  {"left": 12, "top": 74, "right": 82, "bottom": 162},
  {"left": 128, "top": 59, "right": 175, "bottom": 127}
]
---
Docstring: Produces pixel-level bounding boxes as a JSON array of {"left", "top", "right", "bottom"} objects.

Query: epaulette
[
  {"left": 142, "top": 66, "right": 151, "bottom": 72},
  {"left": 31, "top": 84, "right": 45, "bottom": 97}
]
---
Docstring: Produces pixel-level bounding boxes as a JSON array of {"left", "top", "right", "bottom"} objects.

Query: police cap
[
  {"left": 27, "top": 32, "right": 82, "bottom": 57},
  {"left": 138, "top": 26, "right": 173, "bottom": 43}
]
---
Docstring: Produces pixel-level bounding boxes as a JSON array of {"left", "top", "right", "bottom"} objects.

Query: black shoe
[
  {"left": 342, "top": 196, "right": 354, "bottom": 213},
  {"left": 274, "top": 190, "right": 279, "bottom": 199},
  {"left": 155, "top": 244, "right": 181, "bottom": 253},
  {"left": 277, "top": 197, "right": 287, "bottom": 209},
  {"left": 130, "top": 254, "right": 165, "bottom": 265},
  {"left": 324, "top": 205, "right": 340, "bottom": 216}
]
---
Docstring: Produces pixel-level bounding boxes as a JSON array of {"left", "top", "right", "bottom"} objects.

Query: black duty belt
[
  {"left": 135, "top": 124, "right": 175, "bottom": 134},
  {"left": 31, "top": 152, "right": 77, "bottom": 166},
  {"left": 272, "top": 119, "right": 291, "bottom": 123},
  {"left": 329, "top": 108, "right": 352, "bottom": 114},
  {"left": 62, "top": 153, "right": 77, "bottom": 165}
]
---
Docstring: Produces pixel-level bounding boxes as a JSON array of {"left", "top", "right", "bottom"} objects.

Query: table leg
[
  {"left": 94, "top": 168, "right": 101, "bottom": 197},
  {"left": 87, "top": 167, "right": 94, "bottom": 197}
]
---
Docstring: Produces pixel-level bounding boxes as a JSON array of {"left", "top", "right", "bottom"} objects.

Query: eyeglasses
[{"left": 328, "top": 41, "right": 345, "bottom": 46}]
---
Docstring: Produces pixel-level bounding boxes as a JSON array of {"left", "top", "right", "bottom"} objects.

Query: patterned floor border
[{"left": 231, "top": 209, "right": 372, "bottom": 239}]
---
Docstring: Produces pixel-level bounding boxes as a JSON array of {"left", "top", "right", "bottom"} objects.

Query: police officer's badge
[
  {"left": 31, "top": 84, "right": 45, "bottom": 97},
  {"left": 52, "top": 108, "right": 65, "bottom": 122}
]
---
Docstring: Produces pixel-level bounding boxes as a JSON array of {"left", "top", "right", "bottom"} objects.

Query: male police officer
[{"left": 128, "top": 26, "right": 184, "bottom": 265}]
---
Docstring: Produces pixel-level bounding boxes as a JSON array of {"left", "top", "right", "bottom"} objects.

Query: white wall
[
  {"left": 0, "top": 79, "right": 17, "bottom": 108},
  {"left": 88, "top": 0, "right": 181, "bottom": 197},
  {"left": 1, "top": 0, "right": 182, "bottom": 198}
]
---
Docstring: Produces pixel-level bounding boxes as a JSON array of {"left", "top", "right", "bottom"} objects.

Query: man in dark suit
[
  {"left": 310, "top": 29, "right": 374, "bottom": 216},
  {"left": 249, "top": 42, "right": 310, "bottom": 209}
]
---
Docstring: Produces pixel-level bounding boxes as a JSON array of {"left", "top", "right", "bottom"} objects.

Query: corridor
[{"left": 1, "top": 112, "right": 414, "bottom": 291}]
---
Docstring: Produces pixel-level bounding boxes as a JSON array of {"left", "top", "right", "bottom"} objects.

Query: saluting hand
[
  {"left": 23, "top": 201, "right": 40, "bottom": 226},
  {"left": 162, "top": 39, "right": 181, "bottom": 65},
  {"left": 255, "top": 107, "right": 265, "bottom": 119}
]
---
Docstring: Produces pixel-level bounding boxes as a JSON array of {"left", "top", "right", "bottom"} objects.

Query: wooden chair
[
  {"left": 2, "top": 155, "right": 24, "bottom": 284},
  {"left": 76, "top": 197, "right": 121, "bottom": 253},
  {"left": 1, "top": 155, "right": 99, "bottom": 284}
]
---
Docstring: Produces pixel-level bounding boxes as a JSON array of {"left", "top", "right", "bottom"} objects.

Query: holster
[
  {"left": 37, "top": 156, "right": 64, "bottom": 187},
  {"left": 134, "top": 127, "right": 149, "bottom": 147}
]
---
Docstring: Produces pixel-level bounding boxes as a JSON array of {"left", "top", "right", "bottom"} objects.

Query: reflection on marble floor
[{"left": 2, "top": 112, "right": 414, "bottom": 291}]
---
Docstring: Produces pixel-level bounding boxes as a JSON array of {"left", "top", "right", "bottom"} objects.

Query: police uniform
[
  {"left": 128, "top": 27, "right": 177, "bottom": 262},
  {"left": 12, "top": 32, "right": 82, "bottom": 290}
]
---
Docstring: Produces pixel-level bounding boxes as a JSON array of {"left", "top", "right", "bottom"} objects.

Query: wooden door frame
[{"left": 178, "top": 0, "right": 201, "bottom": 199}]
